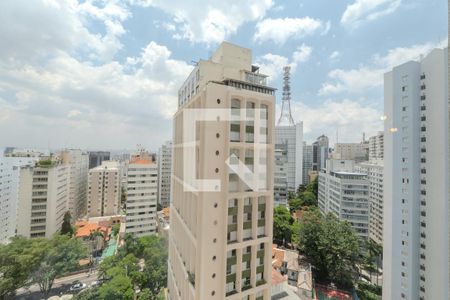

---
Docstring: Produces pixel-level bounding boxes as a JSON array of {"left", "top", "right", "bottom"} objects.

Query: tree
[
  {"left": 60, "top": 211, "right": 74, "bottom": 236},
  {"left": 301, "top": 191, "right": 317, "bottom": 207},
  {"left": 98, "top": 275, "right": 134, "bottom": 300},
  {"left": 31, "top": 235, "right": 86, "bottom": 295},
  {"left": 0, "top": 237, "right": 48, "bottom": 299},
  {"left": 273, "top": 206, "right": 294, "bottom": 246},
  {"left": 294, "top": 208, "right": 360, "bottom": 288}
]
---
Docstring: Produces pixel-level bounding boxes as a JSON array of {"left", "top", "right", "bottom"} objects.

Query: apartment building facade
[
  {"left": 302, "top": 143, "right": 313, "bottom": 185},
  {"left": 369, "top": 131, "right": 384, "bottom": 161},
  {"left": 383, "top": 48, "right": 449, "bottom": 300},
  {"left": 126, "top": 157, "right": 158, "bottom": 237},
  {"left": 158, "top": 141, "right": 172, "bottom": 208},
  {"left": 168, "top": 42, "right": 274, "bottom": 300},
  {"left": 16, "top": 158, "right": 70, "bottom": 238},
  {"left": 318, "top": 159, "right": 370, "bottom": 239},
  {"left": 87, "top": 161, "right": 121, "bottom": 218},
  {"left": 60, "top": 149, "right": 89, "bottom": 219}
]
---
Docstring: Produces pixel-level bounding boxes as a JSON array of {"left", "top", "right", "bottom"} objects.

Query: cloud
[
  {"left": 329, "top": 51, "right": 340, "bottom": 61},
  {"left": 256, "top": 44, "right": 313, "bottom": 80},
  {"left": 130, "top": 0, "right": 273, "bottom": 44},
  {"left": 341, "top": 0, "right": 402, "bottom": 28},
  {"left": 319, "top": 40, "right": 444, "bottom": 96},
  {"left": 290, "top": 99, "right": 383, "bottom": 145},
  {"left": 0, "top": 0, "right": 193, "bottom": 150},
  {"left": 254, "top": 17, "right": 327, "bottom": 45}
]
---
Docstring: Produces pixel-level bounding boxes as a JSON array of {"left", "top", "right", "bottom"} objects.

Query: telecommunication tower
[{"left": 277, "top": 66, "right": 295, "bottom": 126}]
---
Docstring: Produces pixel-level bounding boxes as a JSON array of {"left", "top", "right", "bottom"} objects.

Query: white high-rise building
[
  {"left": 158, "top": 141, "right": 172, "bottom": 208},
  {"left": 274, "top": 123, "right": 303, "bottom": 205},
  {"left": 383, "top": 48, "right": 449, "bottom": 300},
  {"left": 169, "top": 42, "right": 274, "bottom": 300},
  {"left": 302, "top": 143, "right": 313, "bottom": 185},
  {"left": 126, "top": 156, "right": 158, "bottom": 237},
  {"left": 16, "top": 157, "right": 70, "bottom": 239},
  {"left": 356, "top": 161, "right": 384, "bottom": 244},
  {"left": 60, "top": 149, "right": 89, "bottom": 219},
  {"left": 87, "top": 161, "right": 121, "bottom": 218},
  {"left": 369, "top": 132, "right": 384, "bottom": 161},
  {"left": 318, "top": 159, "right": 370, "bottom": 239},
  {"left": 0, "top": 151, "right": 38, "bottom": 243}
]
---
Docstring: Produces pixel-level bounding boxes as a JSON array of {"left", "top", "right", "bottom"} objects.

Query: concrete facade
[
  {"left": 125, "top": 157, "right": 157, "bottom": 237},
  {"left": 318, "top": 159, "right": 370, "bottom": 239},
  {"left": 168, "top": 42, "right": 274, "bottom": 300},
  {"left": 158, "top": 141, "right": 172, "bottom": 208},
  {"left": 383, "top": 48, "right": 449, "bottom": 300},
  {"left": 87, "top": 161, "right": 120, "bottom": 218}
]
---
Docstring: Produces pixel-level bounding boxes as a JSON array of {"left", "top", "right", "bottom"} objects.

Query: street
[{"left": 14, "top": 270, "right": 98, "bottom": 300}]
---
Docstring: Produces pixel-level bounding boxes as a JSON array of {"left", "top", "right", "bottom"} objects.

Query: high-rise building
[
  {"left": 158, "top": 141, "right": 172, "bottom": 208},
  {"left": 168, "top": 42, "right": 274, "bottom": 300},
  {"left": 274, "top": 123, "right": 303, "bottom": 206},
  {"left": 125, "top": 155, "right": 158, "bottom": 237},
  {"left": 16, "top": 157, "right": 70, "bottom": 239},
  {"left": 302, "top": 143, "right": 313, "bottom": 185},
  {"left": 312, "top": 135, "right": 329, "bottom": 171},
  {"left": 383, "top": 48, "right": 449, "bottom": 299},
  {"left": 87, "top": 161, "right": 121, "bottom": 218},
  {"left": 0, "top": 151, "right": 38, "bottom": 243},
  {"left": 60, "top": 149, "right": 89, "bottom": 219},
  {"left": 88, "top": 151, "right": 110, "bottom": 169},
  {"left": 318, "top": 159, "right": 369, "bottom": 239},
  {"left": 369, "top": 131, "right": 384, "bottom": 161},
  {"left": 333, "top": 142, "right": 368, "bottom": 162},
  {"left": 355, "top": 161, "right": 384, "bottom": 244}
]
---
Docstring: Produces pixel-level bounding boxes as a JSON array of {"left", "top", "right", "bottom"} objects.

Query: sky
[{"left": 0, "top": 0, "right": 447, "bottom": 152}]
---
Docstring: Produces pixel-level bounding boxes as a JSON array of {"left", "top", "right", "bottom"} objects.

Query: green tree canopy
[
  {"left": 273, "top": 206, "right": 294, "bottom": 246},
  {"left": 31, "top": 235, "right": 86, "bottom": 294},
  {"left": 0, "top": 237, "right": 49, "bottom": 299},
  {"left": 98, "top": 275, "right": 134, "bottom": 300},
  {"left": 294, "top": 208, "right": 360, "bottom": 288},
  {"left": 60, "top": 211, "right": 74, "bottom": 236}
]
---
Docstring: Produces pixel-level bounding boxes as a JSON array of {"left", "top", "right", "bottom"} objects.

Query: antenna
[{"left": 277, "top": 66, "right": 295, "bottom": 126}]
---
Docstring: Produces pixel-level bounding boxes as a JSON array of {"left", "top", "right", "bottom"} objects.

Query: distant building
[
  {"left": 274, "top": 123, "right": 303, "bottom": 206},
  {"left": 383, "top": 48, "right": 449, "bottom": 299},
  {"left": 60, "top": 149, "right": 89, "bottom": 219},
  {"left": 16, "top": 157, "right": 70, "bottom": 239},
  {"left": 302, "top": 143, "right": 313, "bottom": 185},
  {"left": 87, "top": 161, "right": 120, "bottom": 218},
  {"left": 158, "top": 141, "right": 172, "bottom": 208},
  {"left": 0, "top": 151, "right": 38, "bottom": 243},
  {"left": 312, "top": 135, "right": 329, "bottom": 171},
  {"left": 318, "top": 159, "right": 369, "bottom": 239},
  {"left": 88, "top": 151, "right": 110, "bottom": 169},
  {"left": 125, "top": 155, "right": 157, "bottom": 237},
  {"left": 333, "top": 142, "right": 368, "bottom": 162},
  {"left": 356, "top": 160, "right": 384, "bottom": 244},
  {"left": 369, "top": 131, "right": 384, "bottom": 161}
]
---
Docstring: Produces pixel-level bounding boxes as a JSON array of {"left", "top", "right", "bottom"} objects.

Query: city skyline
[{"left": 0, "top": 0, "right": 447, "bottom": 151}]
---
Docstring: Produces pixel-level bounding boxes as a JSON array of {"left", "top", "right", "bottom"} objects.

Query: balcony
[
  {"left": 258, "top": 219, "right": 265, "bottom": 227},
  {"left": 226, "top": 273, "right": 236, "bottom": 284},
  {"left": 243, "top": 221, "right": 252, "bottom": 230},
  {"left": 228, "top": 206, "right": 238, "bottom": 215},
  {"left": 256, "top": 279, "right": 266, "bottom": 286}
]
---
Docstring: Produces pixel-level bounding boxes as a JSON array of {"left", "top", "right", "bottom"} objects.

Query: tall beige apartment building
[
  {"left": 125, "top": 156, "right": 158, "bottom": 237},
  {"left": 87, "top": 161, "right": 120, "bottom": 217},
  {"left": 16, "top": 158, "right": 70, "bottom": 238},
  {"left": 168, "top": 42, "right": 274, "bottom": 300}
]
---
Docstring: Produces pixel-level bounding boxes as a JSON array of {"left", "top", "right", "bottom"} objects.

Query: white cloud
[
  {"left": 319, "top": 40, "right": 444, "bottom": 96},
  {"left": 256, "top": 44, "right": 313, "bottom": 80},
  {"left": 130, "top": 0, "right": 273, "bottom": 44},
  {"left": 341, "top": 0, "right": 402, "bottom": 28},
  {"left": 329, "top": 51, "right": 340, "bottom": 61},
  {"left": 0, "top": 0, "right": 193, "bottom": 150},
  {"left": 254, "top": 17, "right": 327, "bottom": 45},
  {"left": 290, "top": 99, "right": 382, "bottom": 145}
]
